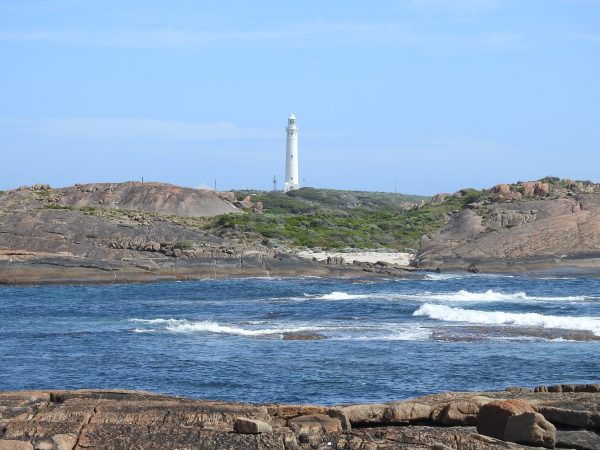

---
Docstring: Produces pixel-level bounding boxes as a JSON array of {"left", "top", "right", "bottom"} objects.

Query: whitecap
[
  {"left": 340, "top": 327, "right": 432, "bottom": 341},
  {"left": 316, "top": 291, "right": 370, "bottom": 300},
  {"left": 129, "top": 318, "right": 181, "bottom": 324},
  {"left": 406, "top": 289, "right": 587, "bottom": 303},
  {"left": 413, "top": 303, "right": 600, "bottom": 336},
  {"left": 424, "top": 273, "right": 468, "bottom": 281},
  {"left": 138, "top": 318, "right": 329, "bottom": 338},
  {"left": 128, "top": 317, "right": 432, "bottom": 341}
]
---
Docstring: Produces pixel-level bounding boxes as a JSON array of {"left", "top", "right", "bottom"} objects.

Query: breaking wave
[
  {"left": 414, "top": 303, "right": 600, "bottom": 336},
  {"left": 293, "top": 289, "right": 590, "bottom": 303},
  {"left": 130, "top": 318, "right": 289, "bottom": 336},
  {"left": 129, "top": 318, "right": 431, "bottom": 341},
  {"left": 423, "top": 273, "right": 469, "bottom": 281},
  {"left": 413, "top": 289, "right": 587, "bottom": 303},
  {"left": 316, "top": 291, "right": 369, "bottom": 300}
]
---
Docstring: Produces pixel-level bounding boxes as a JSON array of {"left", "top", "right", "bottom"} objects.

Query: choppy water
[{"left": 2, "top": 274, "right": 600, "bottom": 404}]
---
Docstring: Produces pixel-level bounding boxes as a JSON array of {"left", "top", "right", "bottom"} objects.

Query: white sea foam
[
  {"left": 131, "top": 328, "right": 155, "bottom": 333},
  {"left": 344, "top": 327, "right": 432, "bottom": 341},
  {"left": 131, "top": 318, "right": 329, "bottom": 337},
  {"left": 409, "top": 289, "right": 587, "bottom": 303},
  {"left": 129, "top": 318, "right": 182, "bottom": 325},
  {"left": 413, "top": 303, "right": 600, "bottom": 336},
  {"left": 128, "top": 317, "right": 432, "bottom": 341},
  {"left": 317, "top": 291, "right": 369, "bottom": 300},
  {"left": 165, "top": 320, "right": 272, "bottom": 336},
  {"left": 302, "top": 289, "right": 589, "bottom": 303},
  {"left": 424, "top": 273, "right": 468, "bottom": 281}
]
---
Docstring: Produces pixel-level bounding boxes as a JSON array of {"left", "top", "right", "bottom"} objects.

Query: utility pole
[
  {"left": 214, "top": 178, "right": 217, "bottom": 191},
  {"left": 394, "top": 179, "right": 397, "bottom": 196},
  {"left": 272, "top": 175, "right": 277, "bottom": 191}
]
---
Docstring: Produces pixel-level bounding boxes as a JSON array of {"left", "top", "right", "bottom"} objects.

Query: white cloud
[
  {"left": 17, "top": 118, "right": 281, "bottom": 140},
  {"left": 1, "top": 117, "right": 340, "bottom": 141},
  {"left": 0, "top": 19, "right": 525, "bottom": 52}
]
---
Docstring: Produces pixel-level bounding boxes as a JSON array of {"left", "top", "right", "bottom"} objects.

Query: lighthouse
[{"left": 284, "top": 113, "right": 299, "bottom": 192}]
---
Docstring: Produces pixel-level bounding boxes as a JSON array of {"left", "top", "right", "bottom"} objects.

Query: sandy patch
[{"left": 296, "top": 250, "right": 413, "bottom": 267}]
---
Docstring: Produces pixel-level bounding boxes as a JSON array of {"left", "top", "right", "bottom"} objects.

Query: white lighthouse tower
[{"left": 284, "top": 113, "right": 299, "bottom": 192}]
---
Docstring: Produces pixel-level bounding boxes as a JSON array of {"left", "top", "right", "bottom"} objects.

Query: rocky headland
[
  {"left": 1, "top": 384, "right": 600, "bottom": 449},
  {"left": 412, "top": 178, "right": 600, "bottom": 274},
  {"left": 0, "top": 182, "right": 412, "bottom": 284},
  {"left": 3, "top": 177, "right": 600, "bottom": 284}
]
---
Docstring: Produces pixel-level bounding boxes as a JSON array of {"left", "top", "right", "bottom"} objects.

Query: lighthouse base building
[{"left": 284, "top": 113, "right": 299, "bottom": 192}]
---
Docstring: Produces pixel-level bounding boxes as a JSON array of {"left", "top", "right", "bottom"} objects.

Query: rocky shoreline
[
  {"left": 0, "top": 253, "right": 417, "bottom": 285},
  {"left": 1, "top": 384, "right": 600, "bottom": 449},
  {"left": 413, "top": 180, "right": 600, "bottom": 274},
  {"left": 4, "top": 179, "right": 600, "bottom": 284},
  {"left": 0, "top": 182, "right": 418, "bottom": 285}
]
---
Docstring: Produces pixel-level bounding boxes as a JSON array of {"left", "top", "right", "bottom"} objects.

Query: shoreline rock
[{"left": 1, "top": 384, "right": 600, "bottom": 449}]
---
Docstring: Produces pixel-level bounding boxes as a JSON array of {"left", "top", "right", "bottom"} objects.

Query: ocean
[{"left": 1, "top": 274, "right": 599, "bottom": 404}]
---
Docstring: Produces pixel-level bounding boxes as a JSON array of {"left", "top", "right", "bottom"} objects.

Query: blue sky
[{"left": 1, "top": 0, "right": 599, "bottom": 194}]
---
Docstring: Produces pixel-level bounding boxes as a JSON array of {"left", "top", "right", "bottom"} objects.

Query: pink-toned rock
[
  {"left": 382, "top": 402, "right": 431, "bottom": 423},
  {"left": 477, "top": 399, "right": 535, "bottom": 439},
  {"left": 521, "top": 182, "right": 536, "bottom": 197},
  {"left": 535, "top": 182, "right": 550, "bottom": 196},
  {"left": 288, "top": 414, "right": 342, "bottom": 434},
  {"left": 342, "top": 404, "right": 386, "bottom": 425},
  {"left": 437, "top": 400, "right": 481, "bottom": 426},
  {"left": 432, "top": 193, "right": 450, "bottom": 204},
  {"left": 0, "top": 441, "right": 34, "bottom": 450},
  {"left": 504, "top": 412, "right": 556, "bottom": 448},
  {"left": 492, "top": 184, "right": 511, "bottom": 194},
  {"left": 233, "top": 417, "right": 272, "bottom": 434},
  {"left": 52, "top": 434, "right": 78, "bottom": 450}
]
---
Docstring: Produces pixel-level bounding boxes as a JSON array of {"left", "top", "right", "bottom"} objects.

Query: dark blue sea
[{"left": 2, "top": 274, "right": 600, "bottom": 404}]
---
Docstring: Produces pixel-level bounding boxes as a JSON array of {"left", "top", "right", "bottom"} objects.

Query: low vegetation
[
  {"left": 204, "top": 188, "right": 485, "bottom": 251},
  {"left": 175, "top": 240, "right": 195, "bottom": 250},
  {"left": 33, "top": 184, "right": 507, "bottom": 252}
]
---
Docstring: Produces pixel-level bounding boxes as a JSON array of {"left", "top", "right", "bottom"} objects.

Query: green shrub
[
  {"left": 43, "top": 204, "right": 74, "bottom": 210},
  {"left": 175, "top": 240, "right": 195, "bottom": 250}
]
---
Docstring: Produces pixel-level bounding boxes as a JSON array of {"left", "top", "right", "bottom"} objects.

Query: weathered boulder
[
  {"left": 436, "top": 400, "right": 482, "bottom": 426},
  {"left": 492, "top": 184, "right": 511, "bottom": 194},
  {"left": 431, "top": 193, "right": 450, "bottom": 204},
  {"left": 522, "top": 181, "right": 550, "bottom": 197},
  {"left": 504, "top": 412, "right": 556, "bottom": 448},
  {"left": 381, "top": 401, "right": 431, "bottom": 423},
  {"left": 477, "top": 399, "right": 535, "bottom": 439},
  {"left": 287, "top": 414, "right": 342, "bottom": 434},
  {"left": 233, "top": 417, "right": 272, "bottom": 434},
  {"left": 342, "top": 404, "right": 386, "bottom": 425},
  {"left": 536, "top": 405, "right": 600, "bottom": 429},
  {"left": 31, "top": 184, "right": 52, "bottom": 191}
]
